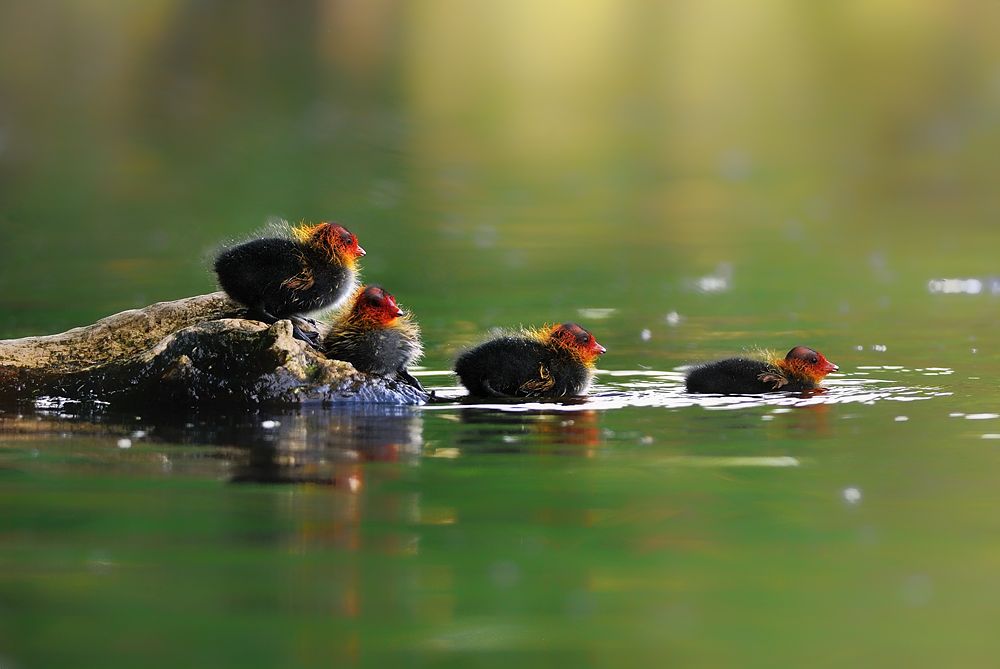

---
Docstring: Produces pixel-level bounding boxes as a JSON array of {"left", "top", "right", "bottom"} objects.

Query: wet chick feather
[
  {"left": 685, "top": 345, "right": 838, "bottom": 394},
  {"left": 454, "top": 323, "right": 606, "bottom": 398}
]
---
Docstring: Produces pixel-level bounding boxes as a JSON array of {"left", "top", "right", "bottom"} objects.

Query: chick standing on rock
[
  {"left": 454, "top": 323, "right": 606, "bottom": 398},
  {"left": 322, "top": 285, "right": 424, "bottom": 390},
  {"left": 213, "top": 221, "right": 365, "bottom": 344},
  {"left": 685, "top": 346, "right": 838, "bottom": 394}
]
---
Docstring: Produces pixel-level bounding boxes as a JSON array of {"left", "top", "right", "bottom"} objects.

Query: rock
[{"left": 0, "top": 293, "right": 429, "bottom": 407}]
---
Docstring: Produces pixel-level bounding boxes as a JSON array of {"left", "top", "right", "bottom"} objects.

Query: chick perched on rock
[
  {"left": 214, "top": 221, "right": 365, "bottom": 344},
  {"left": 454, "top": 322, "right": 606, "bottom": 398},
  {"left": 685, "top": 346, "right": 838, "bottom": 394},
  {"left": 322, "top": 285, "right": 424, "bottom": 390}
]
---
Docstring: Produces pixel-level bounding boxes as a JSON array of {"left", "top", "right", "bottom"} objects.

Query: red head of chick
[
  {"left": 454, "top": 322, "right": 606, "bottom": 398},
  {"left": 213, "top": 220, "right": 365, "bottom": 344},
  {"left": 685, "top": 345, "right": 838, "bottom": 394},
  {"left": 322, "top": 285, "right": 424, "bottom": 391},
  {"left": 289, "top": 222, "right": 366, "bottom": 269}
]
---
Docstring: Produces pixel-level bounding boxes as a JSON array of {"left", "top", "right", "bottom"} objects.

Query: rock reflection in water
[
  {"left": 0, "top": 403, "right": 424, "bottom": 486},
  {"left": 230, "top": 407, "right": 424, "bottom": 484}
]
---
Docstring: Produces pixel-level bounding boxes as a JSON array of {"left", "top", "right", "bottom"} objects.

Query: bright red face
[
  {"left": 328, "top": 223, "right": 366, "bottom": 259},
  {"left": 313, "top": 222, "right": 366, "bottom": 260},
  {"left": 785, "top": 346, "right": 838, "bottom": 378},
  {"left": 353, "top": 285, "right": 403, "bottom": 325},
  {"left": 552, "top": 322, "right": 607, "bottom": 360}
]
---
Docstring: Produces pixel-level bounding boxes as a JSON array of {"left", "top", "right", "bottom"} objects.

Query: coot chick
[
  {"left": 322, "top": 285, "right": 424, "bottom": 390},
  {"left": 685, "top": 346, "right": 838, "bottom": 394},
  {"left": 214, "top": 221, "right": 365, "bottom": 344},
  {"left": 454, "top": 323, "right": 606, "bottom": 398}
]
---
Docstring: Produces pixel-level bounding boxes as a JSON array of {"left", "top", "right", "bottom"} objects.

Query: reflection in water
[
  {"left": 442, "top": 408, "right": 603, "bottom": 455},
  {"left": 229, "top": 407, "right": 424, "bottom": 484},
  {"left": 0, "top": 363, "right": 976, "bottom": 667},
  {"left": 425, "top": 366, "right": 953, "bottom": 414},
  {"left": 0, "top": 403, "right": 424, "bottom": 485},
  {"left": 0, "top": 402, "right": 431, "bottom": 636},
  {"left": 2, "top": 363, "right": 952, "bottom": 470}
]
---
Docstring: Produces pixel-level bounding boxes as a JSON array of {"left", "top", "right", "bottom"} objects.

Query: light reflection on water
[
  {"left": 1, "top": 360, "right": 995, "bottom": 668},
  {"left": 418, "top": 365, "right": 953, "bottom": 413},
  {"left": 4, "top": 364, "right": 956, "bottom": 474}
]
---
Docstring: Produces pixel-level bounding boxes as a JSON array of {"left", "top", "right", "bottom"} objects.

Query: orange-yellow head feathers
[
  {"left": 348, "top": 285, "right": 405, "bottom": 327},
  {"left": 775, "top": 346, "right": 838, "bottom": 383},
  {"left": 292, "top": 222, "right": 366, "bottom": 266},
  {"left": 538, "top": 322, "right": 606, "bottom": 365}
]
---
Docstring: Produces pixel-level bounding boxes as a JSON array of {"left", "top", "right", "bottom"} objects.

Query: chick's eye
[{"left": 809, "top": 356, "right": 818, "bottom": 364}]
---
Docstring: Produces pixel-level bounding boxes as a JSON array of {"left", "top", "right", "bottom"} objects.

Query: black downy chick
[
  {"left": 685, "top": 346, "right": 839, "bottom": 394},
  {"left": 454, "top": 323, "right": 606, "bottom": 398},
  {"left": 322, "top": 285, "right": 424, "bottom": 390},
  {"left": 214, "top": 221, "right": 365, "bottom": 344}
]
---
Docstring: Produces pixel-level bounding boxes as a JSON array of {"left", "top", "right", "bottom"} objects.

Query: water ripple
[{"left": 421, "top": 366, "right": 953, "bottom": 413}]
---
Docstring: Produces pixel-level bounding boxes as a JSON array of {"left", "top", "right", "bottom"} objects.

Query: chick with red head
[{"left": 454, "top": 322, "right": 606, "bottom": 398}]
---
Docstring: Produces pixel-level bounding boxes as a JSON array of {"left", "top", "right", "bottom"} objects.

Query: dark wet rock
[{"left": 0, "top": 293, "right": 428, "bottom": 407}]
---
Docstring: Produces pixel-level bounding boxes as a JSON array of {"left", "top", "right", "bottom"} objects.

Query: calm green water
[{"left": 4, "top": 3, "right": 1000, "bottom": 667}]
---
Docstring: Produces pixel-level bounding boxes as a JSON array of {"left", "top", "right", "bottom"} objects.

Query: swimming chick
[
  {"left": 685, "top": 346, "right": 838, "bottom": 394},
  {"left": 213, "top": 221, "right": 365, "bottom": 344},
  {"left": 322, "top": 285, "right": 424, "bottom": 390},
  {"left": 454, "top": 322, "right": 606, "bottom": 398}
]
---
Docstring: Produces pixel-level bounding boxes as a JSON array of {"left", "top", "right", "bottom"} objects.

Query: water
[{"left": 4, "top": 2, "right": 1000, "bottom": 667}]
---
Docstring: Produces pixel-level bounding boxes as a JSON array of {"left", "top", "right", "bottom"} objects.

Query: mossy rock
[{"left": 0, "top": 293, "right": 428, "bottom": 407}]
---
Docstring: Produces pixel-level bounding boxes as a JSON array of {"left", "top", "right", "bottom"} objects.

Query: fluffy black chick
[
  {"left": 322, "top": 285, "right": 424, "bottom": 390},
  {"left": 454, "top": 323, "right": 606, "bottom": 398},
  {"left": 213, "top": 221, "right": 365, "bottom": 344},
  {"left": 685, "top": 346, "right": 839, "bottom": 394}
]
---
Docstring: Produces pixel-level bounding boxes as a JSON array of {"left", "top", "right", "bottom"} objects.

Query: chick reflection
[
  {"left": 450, "top": 408, "right": 602, "bottom": 455},
  {"left": 773, "top": 398, "right": 832, "bottom": 436},
  {"left": 231, "top": 406, "right": 424, "bottom": 484}
]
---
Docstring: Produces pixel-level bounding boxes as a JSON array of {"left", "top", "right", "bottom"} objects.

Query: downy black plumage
[
  {"left": 454, "top": 323, "right": 606, "bottom": 398},
  {"left": 685, "top": 346, "right": 838, "bottom": 394},
  {"left": 214, "top": 221, "right": 365, "bottom": 344},
  {"left": 322, "top": 285, "right": 424, "bottom": 390}
]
